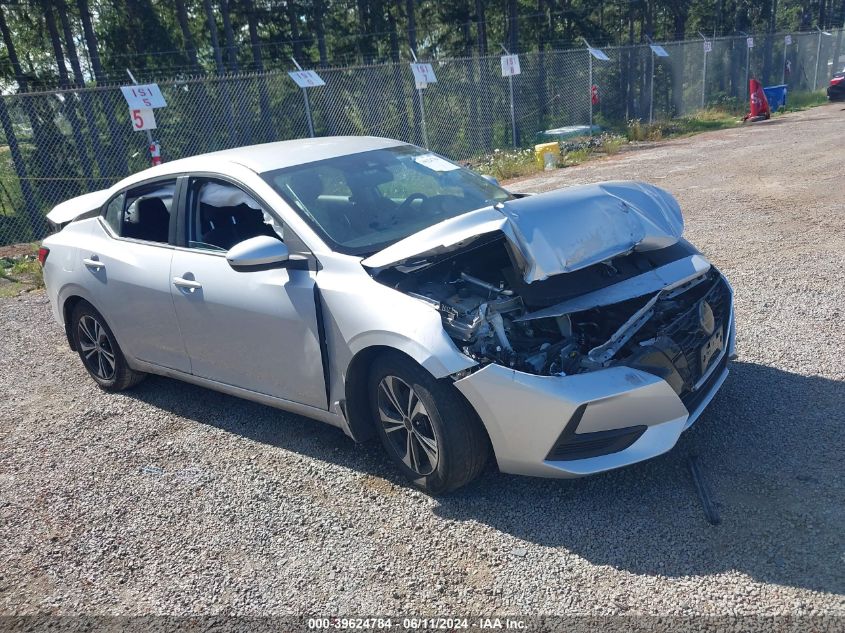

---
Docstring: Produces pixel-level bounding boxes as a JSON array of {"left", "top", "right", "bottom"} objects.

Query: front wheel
[
  {"left": 368, "top": 353, "right": 489, "bottom": 494},
  {"left": 71, "top": 301, "right": 146, "bottom": 392}
]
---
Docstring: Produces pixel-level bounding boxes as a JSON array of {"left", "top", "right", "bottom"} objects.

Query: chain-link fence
[{"left": 1, "top": 28, "right": 842, "bottom": 247}]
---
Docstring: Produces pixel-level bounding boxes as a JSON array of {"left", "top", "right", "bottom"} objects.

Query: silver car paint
[
  {"left": 42, "top": 138, "right": 733, "bottom": 481},
  {"left": 363, "top": 181, "right": 684, "bottom": 283}
]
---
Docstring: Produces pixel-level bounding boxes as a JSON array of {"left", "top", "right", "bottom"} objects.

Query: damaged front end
[{"left": 366, "top": 182, "right": 735, "bottom": 476}]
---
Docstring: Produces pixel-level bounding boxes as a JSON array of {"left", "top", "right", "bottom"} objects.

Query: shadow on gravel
[
  {"left": 435, "top": 360, "right": 845, "bottom": 595},
  {"left": 126, "top": 361, "right": 844, "bottom": 596}
]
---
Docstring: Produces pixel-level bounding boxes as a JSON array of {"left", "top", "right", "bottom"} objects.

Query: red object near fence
[
  {"left": 149, "top": 142, "right": 162, "bottom": 166},
  {"left": 591, "top": 84, "right": 599, "bottom": 105},
  {"left": 743, "top": 78, "right": 771, "bottom": 121}
]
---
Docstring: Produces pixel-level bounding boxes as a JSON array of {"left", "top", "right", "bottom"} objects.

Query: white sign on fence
[
  {"left": 500, "top": 54, "right": 521, "bottom": 76},
  {"left": 410, "top": 63, "right": 437, "bottom": 86},
  {"left": 588, "top": 47, "right": 610, "bottom": 61},
  {"left": 784, "top": 34, "right": 792, "bottom": 45},
  {"left": 129, "top": 108, "right": 157, "bottom": 131},
  {"left": 747, "top": 37, "right": 755, "bottom": 48},
  {"left": 288, "top": 70, "right": 325, "bottom": 88},
  {"left": 120, "top": 84, "right": 167, "bottom": 109},
  {"left": 650, "top": 44, "right": 670, "bottom": 57},
  {"left": 703, "top": 40, "right": 712, "bottom": 53}
]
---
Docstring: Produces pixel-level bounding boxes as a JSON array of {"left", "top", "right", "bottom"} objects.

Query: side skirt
[{"left": 131, "top": 358, "right": 350, "bottom": 432}]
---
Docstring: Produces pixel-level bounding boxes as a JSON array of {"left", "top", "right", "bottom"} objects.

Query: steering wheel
[{"left": 397, "top": 192, "right": 428, "bottom": 214}]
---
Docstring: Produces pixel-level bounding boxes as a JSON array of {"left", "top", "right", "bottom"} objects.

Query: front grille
[{"left": 659, "top": 275, "right": 732, "bottom": 387}]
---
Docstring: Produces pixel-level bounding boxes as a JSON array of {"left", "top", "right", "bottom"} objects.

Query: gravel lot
[{"left": 1, "top": 104, "right": 844, "bottom": 619}]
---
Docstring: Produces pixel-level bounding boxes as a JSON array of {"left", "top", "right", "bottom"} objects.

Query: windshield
[{"left": 261, "top": 145, "right": 511, "bottom": 255}]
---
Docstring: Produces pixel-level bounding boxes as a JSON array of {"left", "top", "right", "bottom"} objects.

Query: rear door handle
[
  {"left": 82, "top": 256, "right": 105, "bottom": 270},
  {"left": 173, "top": 276, "right": 202, "bottom": 292}
]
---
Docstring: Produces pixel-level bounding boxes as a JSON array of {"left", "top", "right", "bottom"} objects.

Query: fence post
[
  {"left": 418, "top": 87, "right": 429, "bottom": 149},
  {"left": 782, "top": 35, "right": 789, "bottom": 85},
  {"left": 302, "top": 88, "right": 315, "bottom": 137},
  {"left": 699, "top": 33, "right": 709, "bottom": 108},
  {"left": 0, "top": 95, "right": 43, "bottom": 240},
  {"left": 499, "top": 45, "right": 518, "bottom": 148},
  {"left": 588, "top": 48, "right": 593, "bottom": 131}
]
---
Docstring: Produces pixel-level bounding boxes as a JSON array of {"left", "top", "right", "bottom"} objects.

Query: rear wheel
[
  {"left": 368, "top": 353, "right": 489, "bottom": 494},
  {"left": 71, "top": 301, "right": 145, "bottom": 391}
]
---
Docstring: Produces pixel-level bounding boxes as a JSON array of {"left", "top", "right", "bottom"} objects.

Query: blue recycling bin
[{"left": 763, "top": 84, "right": 788, "bottom": 111}]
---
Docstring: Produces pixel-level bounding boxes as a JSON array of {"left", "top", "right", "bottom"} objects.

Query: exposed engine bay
[{"left": 375, "top": 235, "right": 730, "bottom": 398}]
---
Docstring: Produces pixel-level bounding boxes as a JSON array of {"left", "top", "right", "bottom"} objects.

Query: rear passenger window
[
  {"left": 187, "top": 178, "right": 277, "bottom": 252},
  {"left": 121, "top": 180, "right": 176, "bottom": 243}
]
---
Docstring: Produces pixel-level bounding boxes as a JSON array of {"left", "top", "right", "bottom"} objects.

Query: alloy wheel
[
  {"left": 377, "top": 375, "right": 439, "bottom": 476},
  {"left": 77, "top": 314, "right": 116, "bottom": 381}
]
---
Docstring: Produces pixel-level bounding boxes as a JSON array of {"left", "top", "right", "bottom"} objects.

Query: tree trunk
[
  {"left": 175, "top": 0, "right": 201, "bottom": 72},
  {"left": 244, "top": 0, "right": 275, "bottom": 141},
  {"left": 475, "top": 0, "right": 487, "bottom": 56},
  {"left": 57, "top": 0, "right": 108, "bottom": 182},
  {"left": 203, "top": 0, "right": 226, "bottom": 74},
  {"left": 507, "top": 0, "right": 518, "bottom": 52},
  {"left": 0, "top": 96, "right": 43, "bottom": 240},
  {"left": 42, "top": 0, "right": 70, "bottom": 87},
  {"left": 76, "top": 0, "right": 127, "bottom": 176},
  {"left": 406, "top": 0, "right": 417, "bottom": 55},
  {"left": 203, "top": 0, "right": 237, "bottom": 144},
  {"left": 0, "top": 6, "right": 30, "bottom": 92},
  {"left": 221, "top": 0, "right": 239, "bottom": 72},
  {"left": 536, "top": 0, "right": 548, "bottom": 129},
  {"left": 314, "top": 0, "right": 329, "bottom": 66},
  {"left": 287, "top": 0, "right": 304, "bottom": 61},
  {"left": 43, "top": 0, "right": 96, "bottom": 189}
]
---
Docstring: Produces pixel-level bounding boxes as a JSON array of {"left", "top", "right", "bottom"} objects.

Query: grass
[
  {"left": 780, "top": 89, "right": 829, "bottom": 112},
  {"left": 0, "top": 242, "right": 43, "bottom": 295}
]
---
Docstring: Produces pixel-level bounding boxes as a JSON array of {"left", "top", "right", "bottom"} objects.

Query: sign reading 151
[{"left": 120, "top": 84, "right": 167, "bottom": 110}]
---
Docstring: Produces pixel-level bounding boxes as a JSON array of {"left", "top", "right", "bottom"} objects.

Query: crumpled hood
[{"left": 362, "top": 181, "right": 684, "bottom": 283}]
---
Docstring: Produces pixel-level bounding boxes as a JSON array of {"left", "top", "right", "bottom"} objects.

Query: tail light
[
  {"left": 831, "top": 76, "right": 844, "bottom": 86},
  {"left": 37, "top": 247, "right": 50, "bottom": 266}
]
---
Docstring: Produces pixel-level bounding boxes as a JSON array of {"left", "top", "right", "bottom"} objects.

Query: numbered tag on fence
[
  {"left": 120, "top": 84, "right": 167, "bottom": 109},
  {"left": 703, "top": 40, "right": 712, "bottom": 53},
  {"left": 129, "top": 108, "right": 157, "bottom": 131},
  {"left": 784, "top": 35, "right": 792, "bottom": 45},
  {"left": 746, "top": 37, "right": 755, "bottom": 49},
  {"left": 500, "top": 54, "right": 521, "bottom": 77},
  {"left": 288, "top": 70, "right": 325, "bottom": 88},
  {"left": 410, "top": 63, "right": 437, "bottom": 85}
]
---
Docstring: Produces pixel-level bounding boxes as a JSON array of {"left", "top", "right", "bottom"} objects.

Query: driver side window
[{"left": 186, "top": 178, "right": 278, "bottom": 252}]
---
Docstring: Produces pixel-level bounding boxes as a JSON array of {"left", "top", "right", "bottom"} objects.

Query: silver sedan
[{"left": 41, "top": 136, "right": 735, "bottom": 493}]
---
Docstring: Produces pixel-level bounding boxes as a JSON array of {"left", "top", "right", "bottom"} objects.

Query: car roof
[{"left": 117, "top": 136, "right": 409, "bottom": 190}]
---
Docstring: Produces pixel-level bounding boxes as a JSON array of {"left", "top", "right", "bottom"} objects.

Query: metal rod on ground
[
  {"left": 687, "top": 454, "right": 721, "bottom": 525},
  {"left": 291, "top": 57, "right": 315, "bottom": 138}
]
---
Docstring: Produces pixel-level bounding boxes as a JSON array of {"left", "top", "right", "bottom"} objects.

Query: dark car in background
[{"left": 829, "top": 68, "right": 845, "bottom": 101}]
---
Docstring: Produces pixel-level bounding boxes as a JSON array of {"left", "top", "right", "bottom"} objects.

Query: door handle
[
  {"left": 173, "top": 276, "right": 202, "bottom": 292},
  {"left": 82, "top": 257, "right": 105, "bottom": 270}
]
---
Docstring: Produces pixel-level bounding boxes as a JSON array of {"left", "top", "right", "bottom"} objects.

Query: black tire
[
  {"left": 71, "top": 301, "right": 146, "bottom": 392},
  {"left": 368, "top": 352, "right": 489, "bottom": 494}
]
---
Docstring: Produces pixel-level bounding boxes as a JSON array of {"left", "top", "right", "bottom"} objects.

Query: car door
[
  {"left": 169, "top": 175, "right": 327, "bottom": 409},
  {"left": 83, "top": 178, "right": 191, "bottom": 373}
]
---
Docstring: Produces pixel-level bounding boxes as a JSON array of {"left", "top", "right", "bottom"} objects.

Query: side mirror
[
  {"left": 226, "top": 235, "right": 289, "bottom": 271},
  {"left": 480, "top": 174, "right": 500, "bottom": 187}
]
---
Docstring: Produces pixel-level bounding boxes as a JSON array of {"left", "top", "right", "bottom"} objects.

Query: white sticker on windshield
[{"left": 414, "top": 153, "right": 460, "bottom": 172}]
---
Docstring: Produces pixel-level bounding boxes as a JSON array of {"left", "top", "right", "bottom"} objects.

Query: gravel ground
[{"left": 1, "top": 104, "right": 844, "bottom": 619}]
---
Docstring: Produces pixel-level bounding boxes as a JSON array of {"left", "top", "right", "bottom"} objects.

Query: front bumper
[{"left": 454, "top": 298, "right": 736, "bottom": 479}]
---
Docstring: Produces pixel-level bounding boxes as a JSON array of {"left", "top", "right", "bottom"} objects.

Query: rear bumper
[{"left": 454, "top": 302, "right": 735, "bottom": 479}]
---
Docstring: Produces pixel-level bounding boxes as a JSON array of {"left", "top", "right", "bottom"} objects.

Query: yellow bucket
[{"left": 534, "top": 141, "right": 560, "bottom": 167}]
